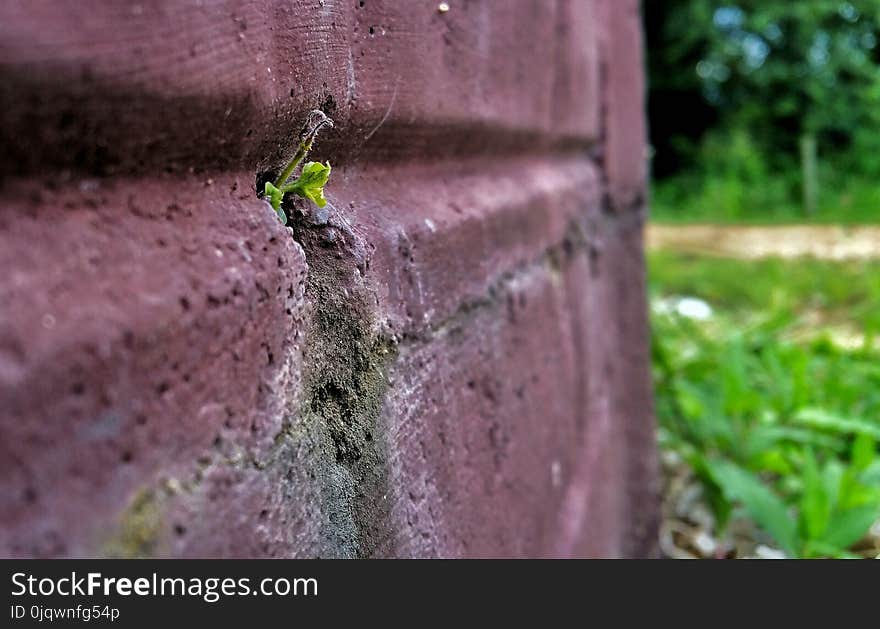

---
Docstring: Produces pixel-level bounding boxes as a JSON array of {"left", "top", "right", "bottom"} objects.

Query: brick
[
  {"left": 0, "top": 0, "right": 601, "bottom": 179},
  {"left": 0, "top": 174, "right": 307, "bottom": 556},
  {"left": 0, "top": 1, "right": 657, "bottom": 558},
  {"left": 598, "top": 0, "right": 648, "bottom": 210}
]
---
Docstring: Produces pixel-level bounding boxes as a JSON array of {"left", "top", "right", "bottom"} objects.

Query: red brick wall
[{"left": 0, "top": 0, "right": 657, "bottom": 558}]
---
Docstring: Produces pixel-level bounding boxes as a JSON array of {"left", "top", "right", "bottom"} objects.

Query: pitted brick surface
[{"left": 0, "top": 0, "right": 657, "bottom": 558}]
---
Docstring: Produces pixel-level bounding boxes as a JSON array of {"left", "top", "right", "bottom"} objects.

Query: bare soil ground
[{"left": 647, "top": 224, "right": 880, "bottom": 260}]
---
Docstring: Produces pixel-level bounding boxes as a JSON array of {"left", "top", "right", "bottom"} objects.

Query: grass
[
  {"left": 649, "top": 252, "right": 880, "bottom": 332},
  {"left": 651, "top": 176, "right": 880, "bottom": 225},
  {"left": 650, "top": 250, "right": 880, "bottom": 557}
]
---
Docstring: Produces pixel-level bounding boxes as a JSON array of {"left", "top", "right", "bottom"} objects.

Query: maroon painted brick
[
  {"left": 0, "top": 175, "right": 307, "bottom": 556},
  {"left": 598, "top": 0, "right": 649, "bottom": 210},
  {"left": 0, "top": 0, "right": 658, "bottom": 558},
  {"left": 0, "top": 0, "right": 600, "bottom": 178}
]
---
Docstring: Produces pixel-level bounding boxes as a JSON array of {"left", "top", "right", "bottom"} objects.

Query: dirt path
[{"left": 646, "top": 224, "right": 880, "bottom": 260}]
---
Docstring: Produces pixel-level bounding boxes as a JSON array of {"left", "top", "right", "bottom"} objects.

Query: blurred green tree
[{"left": 646, "top": 0, "right": 880, "bottom": 214}]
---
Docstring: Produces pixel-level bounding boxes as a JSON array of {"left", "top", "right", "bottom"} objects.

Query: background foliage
[
  {"left": 645, "top": 0, "right": 880, "bottom": 222},
  {"left": 644, "top": 1, "right": 880, "bottom": 557}
]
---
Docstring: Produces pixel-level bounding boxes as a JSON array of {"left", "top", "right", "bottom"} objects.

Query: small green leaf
[
  {"left": 862, "top": 460, "right": 880, "bottom": 485},
  {"left": 707, "top": 459, "right": 800, "bottom": 556},
  {"left": 820, "top": 504, "right": 879, "bottom": 551},
  {"left": 794, "top": 408, "right": 880, "bottom": 440},
  {"left": 689, "top": 453, "right": 733, "bottom": 530},
  {"left": 264, "top": 181, "right": 284, "bottom": 211},
  {"left": 263, "top": 182, "right": 287, "bottom": 225},
  {"left": 287, "top": 161, "right": 331, "bottom": 208},
  {"left": 851, "top": 432, "right": 876, "bottom": 472},
  {"left": 799, "top": 451, "right": 830, "bottom": 542}
]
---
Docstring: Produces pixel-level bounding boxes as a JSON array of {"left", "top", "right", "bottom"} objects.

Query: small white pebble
[
  {"left": 438, "top": 2, "right": 450, "bottom": 13},
  {"left": 676, "top": 296, "right": 713, "bottom": 320},
  {"left": 661, "top": 449, "right": 682, "bottom": 468},
  {"left": 754, "top": 544, "right": 787, "bottom": 559},
  {"left": 424, "top": 218, "right": 436, "bottom": 232},
  {"left": 693, "top": 531, "right": 716, "bottom": 557},
  {"left": 653, "top": 295, "right": 713, "bottom": 321}
]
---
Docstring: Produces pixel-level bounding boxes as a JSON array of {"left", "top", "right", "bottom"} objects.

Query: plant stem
[
  {"left": 273, "top": 139, "right": 311, "bottom": 189},
  {"left": 272, "top": 110, "right": 333, "bottom": 188}
]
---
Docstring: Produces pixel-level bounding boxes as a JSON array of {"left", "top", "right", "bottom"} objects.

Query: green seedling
[{"left": 264, "top": 109, "right": 334, "bottom": 225}]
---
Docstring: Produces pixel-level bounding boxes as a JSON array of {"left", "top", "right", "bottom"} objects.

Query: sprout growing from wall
[{"left": 263, "top": 109, "right": 334, "bottom": 225}]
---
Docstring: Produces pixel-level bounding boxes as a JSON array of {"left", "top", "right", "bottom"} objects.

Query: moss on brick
[
  {"left": 102, "top": 488, "right": 165, "bottom": 558},
  {"left": 288, "top": 209, "right": 398, "bottom": 557}
]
